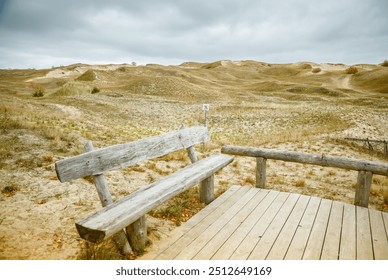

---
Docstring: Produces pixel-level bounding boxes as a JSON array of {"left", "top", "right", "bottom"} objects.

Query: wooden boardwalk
[{"left": 142, "top": 186, "right": 388, "bottom": 260}]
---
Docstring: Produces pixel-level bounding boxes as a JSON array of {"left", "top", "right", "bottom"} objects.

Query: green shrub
[{"left": 381, "top": 60, "right": 388, "bottom": 67}]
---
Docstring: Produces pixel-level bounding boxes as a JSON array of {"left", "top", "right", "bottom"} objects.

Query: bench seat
[{"left": 76, "top": 154, "right": 234, "bottom": 243}]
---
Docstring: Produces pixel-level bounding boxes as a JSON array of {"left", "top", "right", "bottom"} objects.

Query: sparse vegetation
[
  {"left": 30, "top": 82, "right": 46, "bottom": 97},
  {"left": 91, "top": 86, "right": 100, "bottom": 94},
  {"left": 77, "top": 240, "right": 128, "bottom": 260},
  {"left": 1, "top": 60, "right": 387, "bottom": 260},
  {"left": 149, "top": 187, "right": 204, "bottom": 226},
  {"left": 295, "top": 179, "right": 306, "bottom": 188},
  {"left": 1, "top": 184, "right": 19, "bottom": 197},
  {"left": 53, "top": 82, "right": 92, "bottom": 96},
  {"left": 312, "top": 67, "right": 321, "bottom": 73},
  {"left": 0, "top": 107, "right": 22, "bottom": 132},
  {"left": 345, "top": 66, "right": 358, "bottom": 74}
]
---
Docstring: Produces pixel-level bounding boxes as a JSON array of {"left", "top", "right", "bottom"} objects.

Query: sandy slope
[{"left": 0, "top": 61, "right": 387, "bottom": 259}]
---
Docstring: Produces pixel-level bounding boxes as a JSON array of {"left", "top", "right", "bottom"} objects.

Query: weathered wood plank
[
  {"left": 84, "top": 141, "right": 113, "bottom": 206},
  {"left": 284, "top": 196, "right": 321, "bottom": 260},
  {"left": 156, "top": 186, "right": 251, "bottom": 260},
  {"left": 84, "top": 141, "right": 131, "bottom": 254},
  {"left": 383, "top": 212, "right": 388, "bottom": 239},
  {"left": 339, "top": 203, "right": 356, "bottom": 260},
  {"left": 221, "top": 145, "right": 388, "bottom": 176},
  {"left": 230, "top": 192, "right": 289, "bottom": 260},
  {"left": 249, "top": 193, "right": 300, "bottom": 259},
  {"left": 75, "top": 154, "right": 233, "bottom": 243},
  {"left": 186, "top": 146, "right": 198, "bottom": 163},
  {"left": 126, "top": 216, "right": 147, "bottom": 254},
  {"left": 143, "top": 187, "right": 388, "bottom": 260},
  {"left": 321, "top": 201, "right": 344, "bottom": 260},
  {"left": 302, "top": 199, "right": 332, "bottom": 260},
  {"left": 56, "top": 126, "right": 210, "bottom": 182},
  {"left": 175, "top": 188, "right": 259, "bottom": 259},
  {"left": 211, "top": 190, "right": 277, "bottom": 260},
  {"left": 356, "top": 206, "right": 374, "bottom": 259},
  {"left": 143, "top": 186, "right": 243, "bottom": 260},
  {"left": 194, "top": 188, "right": 269, "bottom": 260},
  {"left": 200, "top": 175, "right": 214, "bottom": 204},
  {"left": 354, "top": 171, "right": 372, "bottom": 207},
  {"left": 266, "top": 195, "right": 310, "bottom": 260},
  {"left": 256, "top": 157, "right": 266, "bottom": 188},
  {"left": 369, "top": 209, "right": 388, "bottom": 259}
]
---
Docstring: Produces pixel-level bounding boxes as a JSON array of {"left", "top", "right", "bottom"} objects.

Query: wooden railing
[{"left": 221, "top": 145, "right": 388, "bottom": 208}]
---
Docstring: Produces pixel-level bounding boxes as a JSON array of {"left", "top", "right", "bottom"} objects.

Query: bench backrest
[{"left": 55, "top": 126, "right": 209, "bottom": 183}]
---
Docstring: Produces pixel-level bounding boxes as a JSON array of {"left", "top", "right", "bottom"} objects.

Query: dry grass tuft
[
  {"left": 77, "top": 240, "right": 128, "bottom": 260},
  {"left": 149, "top": 187, "right": 204, "bottom": 226},
  {"left": 1, "top": 184, "right": 19, "bottom": 197},
  {"left": 294, "top": 179, "right": 306, "bottom": 188},
  {"left": 345, "top": 66, "right": 358, "bottom": 74}
]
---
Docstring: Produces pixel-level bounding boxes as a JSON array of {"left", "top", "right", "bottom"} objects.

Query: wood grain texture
[
  {"left": 126, "top": 216, "right": 147, "bottom": 254},
  {"left": 354, "top": 171, "right": 372, "bottom": 207},
  {"left": 56, "top": 126, "right": 209, "bottom": 182},
  {"left": 142, "top": 187, "right": 388, "bottom": 260},
  {"left": 221, "top": 145, "right": 388, "bottom": 176},
  {"left": 84, "top": 141, "right": 131, "bottom": 254},
  {"left": 83, "top": 141, "right": 113, "bottom": 206},
  {"left": 75, "top": 154, "right": 233, "bottom": 243},
  {"left": 256, "top": 157, "right": 266, "bottom": 188}
]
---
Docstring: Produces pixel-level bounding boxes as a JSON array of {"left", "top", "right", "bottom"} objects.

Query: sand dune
[{"left": 0, "top": 60, "right": 387, "bottom": 259}]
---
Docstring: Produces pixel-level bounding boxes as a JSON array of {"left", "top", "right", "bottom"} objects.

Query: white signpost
[{"left": 202, "top": 104, "right": 210, "bottom": 127}]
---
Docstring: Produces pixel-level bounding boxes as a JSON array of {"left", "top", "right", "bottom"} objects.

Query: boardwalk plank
[
  {"left": 141, "top": 187, "right": 388, "bottom": 260},
  {"left": 155, "top": 186, "right": 250, "bottom": 259},
  {"left": 383, "top": 212, "right": 388, "bottom": 238},
  {"left": 143, "top": 185, "right": 242, "bottom": 259},
  {"left": 242, "top": 193, "right": 298, "bottom": 259},
  {"left": 321, "top": 201, "right": 344, "bottom": 260},
  {"left": 356, "top": 206, "right": 374, "bottom": 260},
  {"left": 284, "top": 196, "right": 321, "bottom": 260},
  {"left": 266, "top": 195, "right": 310, "bottom": 260},
  {"left": 369, "top": 209, "right": 388, "bottom": 260},
  {"left": 248, "top": 193, "right": 300, "bottom": 259},
  {"left": 339, "top": 203, "right": 356, "bottom": 260},
  {"left": 230, "top": 192, "right": 289, "bottom": 260},
  {"left": 302, "top": 199, "right": 332, "bottom": 260},
  {"left": 193, "top": 188, "right": 269, "bottom": 259},
  {"left": 211, "top": 190, "right": 279, "bottom": 260},
  {"left": 174, "top": 188, "right": 258, "bottom": 259}
]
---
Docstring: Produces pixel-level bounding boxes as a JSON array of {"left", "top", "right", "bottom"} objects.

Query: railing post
[
  {"left": 256, "top": 157, "right": 267, "bottom": 188},
  {"left": 354, "top": 171, "right": 372, "bottom": 207}
]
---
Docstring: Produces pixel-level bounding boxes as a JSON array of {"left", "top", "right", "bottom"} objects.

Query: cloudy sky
[{"left": 0, "top": 0, "right": 387, "bottom": 69}]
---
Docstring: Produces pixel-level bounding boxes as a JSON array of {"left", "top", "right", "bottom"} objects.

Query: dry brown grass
[
  {"left": 1, "top": 60, "right": 387, "bottom": 260},
  {"left": 345, "top": 66, "right": 358, "bottom": 74}
]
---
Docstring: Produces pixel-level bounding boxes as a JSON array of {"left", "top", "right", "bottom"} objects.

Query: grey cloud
[{"left": 0, "top": 0, "right": 387, "bottom": 68}]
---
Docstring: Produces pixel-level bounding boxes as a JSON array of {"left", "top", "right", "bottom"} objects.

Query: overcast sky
[{"left": 0, "top": 0, "right": 387, "bottom": 69}]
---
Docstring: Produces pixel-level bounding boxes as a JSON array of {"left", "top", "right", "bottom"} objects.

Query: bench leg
[
  {"left": 113, "top": 231, "right": 132, "bottom": 255},
  {"left": 125, "top": 216, "right": 147, "bottom": 254},
  {"left": 200, "top": 175, "right": 214, "bottom": 204}
]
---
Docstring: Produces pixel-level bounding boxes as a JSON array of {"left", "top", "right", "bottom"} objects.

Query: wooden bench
[{"left": 55, "top": 126, "right": 233, "bottom": 253}]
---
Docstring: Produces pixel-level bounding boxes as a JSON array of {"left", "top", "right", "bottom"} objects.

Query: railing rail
[{"left": 221, "top": 145, "right": 388, "bottom": 208}]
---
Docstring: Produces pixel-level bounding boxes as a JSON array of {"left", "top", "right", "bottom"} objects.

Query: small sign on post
[{"left": 202, "top": 104, "right": 210, "bottom": 127}]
